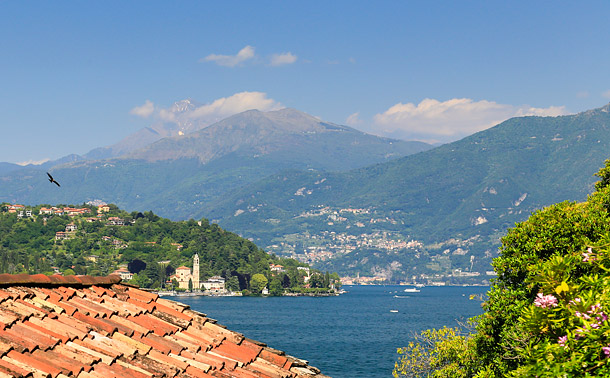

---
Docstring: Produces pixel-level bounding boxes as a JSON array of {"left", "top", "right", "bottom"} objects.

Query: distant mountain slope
[
  {"left": 0, "top": 162, "right": 21, "bottom": 176},
  {"left": 84, "top": 99, "right": 203, "bottom": 160},
  {"left": 0, "top": 108, "right": 431, "bottom": 220},
  {"left": 204, "top": 104, "right": 610, "bottom": 275},
  {"left": 125, "top": 108, "right": 431, "bottom": 165}
]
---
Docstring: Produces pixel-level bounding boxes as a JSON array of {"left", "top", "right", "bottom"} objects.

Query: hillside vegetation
[
  {"left": 209, "top": 104, "right": 610, "bottom": 278},
  {"left": 393, "top": 159, "right": 610, "bottom": 377},
  {"left": 0, "top": 203, "right": 335, "bottom": 294}
]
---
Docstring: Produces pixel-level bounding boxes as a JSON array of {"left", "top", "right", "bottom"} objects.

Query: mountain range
[
  {"left": 0, "top": 107, "right": 430, "bottom": 219},
  {"left": 3, "top": 104, "right": 610, "bottom": 280}
]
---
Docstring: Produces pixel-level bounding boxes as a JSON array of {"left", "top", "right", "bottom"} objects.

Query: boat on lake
[{"left": 403, "top": 287, "right": 421, "bottom": 293}]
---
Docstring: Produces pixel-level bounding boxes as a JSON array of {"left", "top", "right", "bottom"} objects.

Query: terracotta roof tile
[
  {"left": 128, "top": 353, "right": 181, "bottom": 377},
  {"left": 213, "top": 340, "right": 260, "bottom": 365},
  {"left": 69, "top": 296, "right": 116, "bottom": 317},
  {"left": 111, "top": 332, "right": 152, "bottom": 355},
  {"left": 0, "top": 328, "right": 39, "bottom": 353},
  {"left": 167, "top": 333, "right": 202, "bottom": 354},
  {"left": 28, "top": 316, "right": 82, "bottom": 341},
  {"left": 6, "top": 349, "right": 62, "bottom": 377},
  {"left": 9, "top": 322, "right": 60, "bottom": 351},
  {"left": 128, "top": 313, "right": 179, "bottom": 336},
  {"left": 0, "top": 356, "right": 33, "bottom": 377},
  {"left": 0, "top": 275, "right": 328, "bottom": 378},
  {"left": 139, "top": 332, "right": 184, "bottom": 355},
  {"left": 126, "top": 287, "right": 158, "bottom": 302},
  {"left": 73, "top": 312, "right": 116, "bottom": 335},
  {"left": 66, "top": 340, "right": 115, "bottom": 365},
  {"left": 73, "top": 336, "right": 123, "bottom": 362},
  {"left": 44, "top": 296, "right": 77, "bottom": 316},
  {"left": 1, "top": 354, "right": 50, "bottom": 378},
  {"left": 108, "top": 313, "right": 151, "bottom": 337},
  {"left": 147, "top": 348, "right": 189, "bottom": 371},
  {"left": 32, "top": 349, "right": 88, "bottom": 376},
  {"left": 52, "top": 343, "right": 101, "bottom": 367}
]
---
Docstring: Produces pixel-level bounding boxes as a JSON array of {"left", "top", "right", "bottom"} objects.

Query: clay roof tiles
[{"left": 0, "top": 275, "right": 329, "bottom": 377}]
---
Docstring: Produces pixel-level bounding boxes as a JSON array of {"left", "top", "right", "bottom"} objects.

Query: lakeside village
[
  {"left": 2, "top": 203, "right": 342, "bottom": 297},
  {"left": 261, "top": 206, "right": 497, "bottom": 286}
]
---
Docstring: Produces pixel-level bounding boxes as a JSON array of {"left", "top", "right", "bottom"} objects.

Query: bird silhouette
[{"left": 47, "top": 172, "right": 60, "bottom": 187}]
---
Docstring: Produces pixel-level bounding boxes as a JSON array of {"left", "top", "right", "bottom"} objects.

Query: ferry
[{"left": 403, "top": 287, "right": 421, "bottom": 293}]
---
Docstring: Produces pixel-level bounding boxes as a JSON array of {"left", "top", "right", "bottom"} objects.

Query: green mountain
[
  {"left": 204, "top": 104, "right": 610, "bottom": 280},
  {"left": 0, "top": 108, "right": 431, "bottom": 220}
]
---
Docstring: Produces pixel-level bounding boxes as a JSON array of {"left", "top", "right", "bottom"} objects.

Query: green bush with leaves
[{"left": 394, "top": 159, "right": 610, "bottom": 377}]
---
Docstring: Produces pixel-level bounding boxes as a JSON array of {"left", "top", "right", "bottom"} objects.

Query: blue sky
[{"left": 2, "top": 1, "right": 610, "bottom": 164}]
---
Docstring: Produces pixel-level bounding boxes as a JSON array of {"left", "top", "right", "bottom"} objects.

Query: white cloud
[
  {"left": 16, "top": 158, "right": 50, "bottom": 166},
  {"left": 143, "top": 92, "right": 283, "bottom": 130},
  {"left": 188, "top": 92, "right": 282, "bottom": 122},
  {"left": 346, "top": 112, "right": 363, "bottom": 126},
  {"left": 201, "top": 45, "right": 256, "bottom": 67},
  {"left": 371, "top": 98, "right": 568, "bottom": 143},
  {"left": 130, "top": 100, "right": 155, "bottom": 118},
  {"left": 270, "top": 52, "right": 297, "bottom": 66}
]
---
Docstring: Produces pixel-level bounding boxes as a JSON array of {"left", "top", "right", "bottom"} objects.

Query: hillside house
[
  {"left": 7, "top": 204, "right": 24, "bottom": 213},
  {"left": 97, "top": 205, "right": 110, "bottom": 213},
  {"left": 270, "top": 264, "right": 285, "bottom": 273},
  {"left": 111, "top": 267, "right": 133, "bottom": 281},
  {"left": 107, "top": 217, "right": 124, "bottom": 226},
  {"left": 65, "top": 223, "right": 77, "bottom": 232},
  {"left": 55, "top": 231, "right": 69, "bottom": 241}
]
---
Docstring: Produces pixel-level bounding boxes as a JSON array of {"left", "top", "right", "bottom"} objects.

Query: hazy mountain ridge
[
  {"left": 204, "top": 104, "right": 610, "bottom": 276},
  {"left": 0, "top": 108, "right": 431, "bottom": 222}
]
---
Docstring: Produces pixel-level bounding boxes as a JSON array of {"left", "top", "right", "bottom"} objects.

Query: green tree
[
  {"left": 269, "top": 276, "right": 284, "bottom": 296},
  {"left": 309, "top": 273, "right": 324, "bottom": 288},
  {"left": 249, "top": 273, "right": 268, "bottom": 295}
]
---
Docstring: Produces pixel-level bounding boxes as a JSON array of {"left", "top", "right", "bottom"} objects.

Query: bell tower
[{"left": 193, "top": 253, "right": 200, "bottom": 291}]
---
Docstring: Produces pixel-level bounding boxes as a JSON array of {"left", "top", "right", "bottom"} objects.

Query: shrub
[{"left": 394, "top": 159, "right": 610, "bottom": 377}]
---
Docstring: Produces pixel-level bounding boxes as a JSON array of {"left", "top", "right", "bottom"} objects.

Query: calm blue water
[{"left": 176, "top": 285, "right": 488, "bottom": 378}]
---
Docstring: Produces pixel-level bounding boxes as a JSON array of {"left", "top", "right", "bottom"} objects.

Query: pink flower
[
  {"left": 583, "top": 247, "right": 594, "bottom": 262},
  {"left": 534, "top": 293, "right": 558, "bottom": 308},
  {"left": 603, "top": 345, "right": 610, "bottom": 356},
  {"left": 569, "top": 298, "right": 582, "bottom": 306},
  {"left": 558, "top": 335, "right": 568, "bottom": 347}
]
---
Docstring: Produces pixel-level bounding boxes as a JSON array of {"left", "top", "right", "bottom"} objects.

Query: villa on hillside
[{"left": 112, "top": 267, "right": 133, "bottom": 280}]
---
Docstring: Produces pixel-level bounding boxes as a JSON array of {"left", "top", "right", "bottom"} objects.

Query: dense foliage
[
  {"left": 394, "top": 158, "right": 610, "bottom": 377},
  {"left": 0, "top": 203, "right": 339, "bottom": 294}
]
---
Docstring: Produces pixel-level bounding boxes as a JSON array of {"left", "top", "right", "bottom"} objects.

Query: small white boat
[
  {"left": 403, "top": 287, "right": 420, "bottom": 293},
  {"left": 390, "top": 309, "right": 399, "bottom": 313}
]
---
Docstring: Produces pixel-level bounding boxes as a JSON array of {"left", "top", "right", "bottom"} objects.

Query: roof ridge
[{"left": 0, "top": 274, "right": 121, "bottom": 288}]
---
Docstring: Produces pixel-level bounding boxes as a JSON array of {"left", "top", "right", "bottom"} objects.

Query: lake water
[{"left": 176, "top": 285, "right": 489, "bottom": 378}]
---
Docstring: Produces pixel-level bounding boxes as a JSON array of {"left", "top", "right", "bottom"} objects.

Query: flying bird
[{"left": 46, "top": 172, "right": 60, "bottom": 187}]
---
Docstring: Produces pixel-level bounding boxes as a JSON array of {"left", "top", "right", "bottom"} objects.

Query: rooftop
[{"left": 0, "top": 274, "right": 329, "bottom": 377}]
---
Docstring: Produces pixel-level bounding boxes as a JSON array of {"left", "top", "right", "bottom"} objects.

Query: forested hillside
[{"left": 0, "top": 203, "right": 331, "bottom": 294}]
